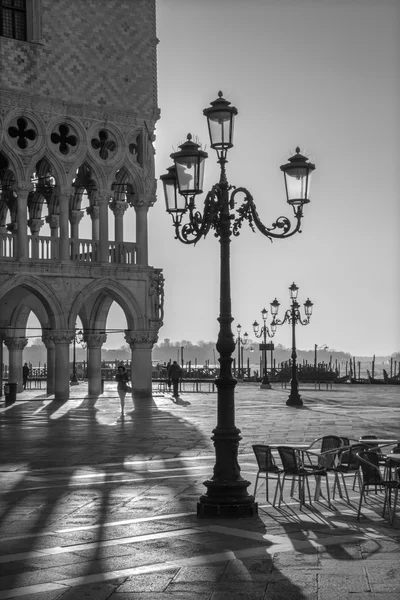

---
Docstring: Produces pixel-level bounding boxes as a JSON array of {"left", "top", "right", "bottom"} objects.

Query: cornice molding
[{"left": 0, "top": 88, "right": 160, "bottom": 127}]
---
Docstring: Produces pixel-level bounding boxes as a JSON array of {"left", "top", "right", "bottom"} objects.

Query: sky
[
  {"left": 142, "top": 0, "right": 400, "bottom": 357},
  {"left": 30, "top": 0, "right": 400, "bottom": 357}
]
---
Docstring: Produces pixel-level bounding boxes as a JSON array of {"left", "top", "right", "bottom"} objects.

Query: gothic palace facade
[{"left": 0, "top": 0, "right": 164, "bottom": 399}]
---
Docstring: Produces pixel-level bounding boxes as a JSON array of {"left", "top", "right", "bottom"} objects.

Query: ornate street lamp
[
  {"left": 235, "top": 324, "right": 249, "bottom": 379},
  {"left": 161, "top": 92, "right": 316, "bottom": 518},
  {"left": 271, "top": 283, "right": 313, "bottom": 407},
  {"left": 253, "top": 308, "right": 277, "bottom": 389},
  {"left": 314, "top": 343, "right": 328, "bottom": 370}
]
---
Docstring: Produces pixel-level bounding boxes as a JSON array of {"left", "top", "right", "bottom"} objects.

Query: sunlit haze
[{"left": 32, "top": 0, "right": 400, "bottom": 357}]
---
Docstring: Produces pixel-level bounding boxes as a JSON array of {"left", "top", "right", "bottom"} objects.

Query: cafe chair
[
  {"left": 331, "top": 443, "right": 365, "bottom": 503},
  {"left": 359, "top": 435, "right": 386, "bottom": 463},
  {"left": 304, "top": 435, "right": 344, "bottom": 470},
  {"left": 356, "top": 452, "right": 400, "bottom": 524},
  {"left": 252, "top": 445, "right": 282, "bottom": 504},
  {"left": 277, "top": 446, "right": 331, "bottom": 509}
]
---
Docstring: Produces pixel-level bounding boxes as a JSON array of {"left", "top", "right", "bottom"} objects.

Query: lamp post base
[
  {"left": 260, "top": 382, "right": 272, "bottom": 389},
  {"left": 197, "top": 481, "right": 258, "bottom": 518},
  {"left": 286, "top": 393, "right": 303, "bottom": 407}
]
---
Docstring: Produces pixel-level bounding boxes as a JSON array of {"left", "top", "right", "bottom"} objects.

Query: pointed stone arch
[
  {"left": 69, "top": 278, "right": 144, "bottom": 333},
  {"left": 71, "top": 162, "right": 98, "bottom": 211},
  {"left": 0, "top": 274, "right": 66, "bottom": 331},
  {"left": 110, "top": 162, "right": 145, "bottom": 204},
  {"left": 28, "top": 156, "right": 58, "bottom": 220},
  {"left": 0, "top": 152, "right": 17, "bottom": 228}
]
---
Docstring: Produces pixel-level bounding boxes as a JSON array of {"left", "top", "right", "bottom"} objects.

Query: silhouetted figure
[
  {"left": 167, "top": 360, "right": 182, "bottom": 398},
  {"left": 115, "top": 365, "right": 131, "bottom": 416},
  {"left": 22, "top": 363, "right": 30, "bottom": 390}
]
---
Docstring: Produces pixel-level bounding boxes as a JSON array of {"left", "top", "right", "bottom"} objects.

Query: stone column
[
  {"left": 3, "top": 337, "right": 28, "bottom": 392},
  {"left": 46, "top": 214, "right": 59, "bottom": 259},
  {"left": 86, "top": 205, "right": 100, "bottom": 240},
  {"left": 0, "top": 335, "right": 3, "bottom": 397},
  {"left": 28, "top": 218, "right": 44, "bottom": 258},
  {"left": 46, "top": 214, "right": 59, "bottom": 238},
  {"left": 109, "top": 200, "right": 128, "bottom": 243},
  {"left": 13, "top": 182, "right": 33, "bottom": 259},
  {"left": 135, "top": 204, "right": 149, "bottom": 266},
  {"left": 42, "top": 335, "right": 56, "bottom": 395},
  {"left": 109, "top": 200, "right": 128, "bottom": 263},
  {"left": 98, "top": 191, "right": 110, "bottom": 263},
  {"left": 53, "top": 330, "right": 74, "bottom": 401},
  {"left": 85, "top": 333, "right": 107, "bottom": 397},
  {"left": 69, "top": 210, "right": 84, "bottom": 260},
  {"left": 125, "top": 330, "right": 158, "bottom": 398},
  {"left": 58, "top": 187, "right": 72, "bottom": 261}
]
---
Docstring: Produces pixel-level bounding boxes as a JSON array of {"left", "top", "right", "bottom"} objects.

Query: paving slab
[{"left": 0, "top": 382, "right": 399, "bottom": 599}]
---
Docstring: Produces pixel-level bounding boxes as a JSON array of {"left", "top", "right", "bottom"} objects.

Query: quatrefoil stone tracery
[
  {"left": 8, "top": 118, "right": 37, "bottom": 149},
  {"left": 51, "top": 124, "right": 78, "bottom": 155},
  {"left": 91, "top": 130, "right": 117, "bottom": 160}
]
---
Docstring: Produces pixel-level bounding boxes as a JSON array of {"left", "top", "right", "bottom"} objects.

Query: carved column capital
[
  {"left": 125, "top": 330, "right": 158, "bottom": 349},
  {"left": 28, "top": 218, "right": 44, "bottom": 235},
  {"left": 69, "top": 209, "right": 85, "bottom": 225},
  {"left": 7, "top": 222, "right": 18, "bottom": 233},
  {"left": 85, "top": 333, "right": 107, "bottom": 348},
  {"left": 42, "top": 336, "right": 55, "bottom": 349},
  {"left": 109, "top": 200, "right": 129, "bottom": 217},
  {"left": 4, "top": 337, "right": 28, "bottom": 351},
  {"left": 96, "top": 189, "right": 112, "bottom": 204},
  {"left": 46, "top": 214, "right": 60, "bottom": 229},
  {"left": 86, "top": 205, "right": 100, "bottom": 220},
  {"left": 12, "top": 181, "right": 34, "bottom": 195},
  {"left": 48, "top": 330, "right": 75, "bottom": 344}
]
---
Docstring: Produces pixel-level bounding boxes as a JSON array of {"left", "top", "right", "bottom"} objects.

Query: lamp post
[
  {"left": 161, "top": 91, "right": 315, "bottom": 518},
  {"left": 314, "top": 344, "right": 328, "bottom": 370},
  {"left": 253, "top": 309, "right": 277, "bottom": 389},
  {"left": 236, "top": 324, "right": 248, "bottom": 379},
  {"left": 271, "top": 283, "right": 313, "bottom": 407}
]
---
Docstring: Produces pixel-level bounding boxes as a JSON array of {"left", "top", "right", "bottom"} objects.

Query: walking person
[
  {"left": 22, "top": 363, "right": 30, "bottom": 390},
  {"left": 168, "top": 360, "right": 182, "bottom": 399},
  {"left": 115, "top": 365, "right": 131, "bottom": 416}
]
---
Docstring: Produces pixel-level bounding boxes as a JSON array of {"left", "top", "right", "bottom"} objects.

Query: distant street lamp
[
  {"left": 236, "top": 324, "right": 248, "bottom": 379},
  {"left": 314, "top": 343, "right": 328, "bottom": 370},
  {"left": 271, "top": 283, "right": 313, "bottom": 407},
  {"left": 253, "top": 308, "right": 277, "bottom": 388},
  {"left": 161, "top": 91, "right": 315, "bottom": 518}
]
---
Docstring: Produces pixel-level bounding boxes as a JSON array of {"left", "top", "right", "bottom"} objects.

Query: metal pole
[
  {"left": 237, "top": 336, "right": 241, "bottom": 378},
  {"left": 287, "top": 303, "right": 302, "bottom": 406},
  {"left": 197, "top": 162, "right": 256, "bottom": 518},
  {"left": 260, "top": 326, "right": 271, "bottom": 388}
]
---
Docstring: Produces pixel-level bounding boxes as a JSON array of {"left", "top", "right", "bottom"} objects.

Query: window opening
[{"left": 1, "top": 0, "right": 27, "bottom": 41}]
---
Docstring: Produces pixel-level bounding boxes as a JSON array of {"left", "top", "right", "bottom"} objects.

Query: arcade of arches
[{"left": 0, "top": 115, "right": 164, "bottom": 401}]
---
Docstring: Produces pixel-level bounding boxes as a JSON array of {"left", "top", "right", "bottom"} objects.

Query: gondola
[
  {"left": 383, "top": 369, "right": 400, "bottom": 385},
  {"left": 366, "top": 369, "right": 386, "bottom": 385},
  {"left": 335, "top": 374, "right": 349, "bottom": 383}
]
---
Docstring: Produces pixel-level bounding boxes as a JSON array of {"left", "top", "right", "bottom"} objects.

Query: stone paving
[{"left": 0, "top": 382, "right": 399, "bottom": 599}]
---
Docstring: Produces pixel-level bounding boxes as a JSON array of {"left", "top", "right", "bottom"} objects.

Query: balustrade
[{"left": 0, "top": 233, "right": 137, "bottom": 264}]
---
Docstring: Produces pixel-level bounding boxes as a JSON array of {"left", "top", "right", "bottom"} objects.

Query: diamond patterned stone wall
[{"left": 0, "top": 0, "right": 157, "bottom": 116}]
